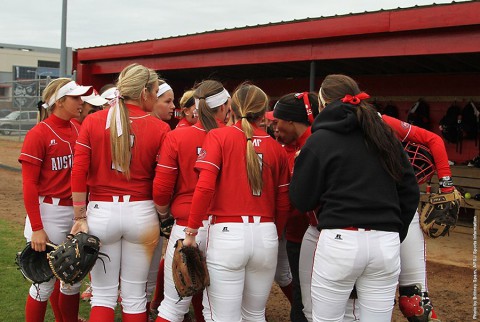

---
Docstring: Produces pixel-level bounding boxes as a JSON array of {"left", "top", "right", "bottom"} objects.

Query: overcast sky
[{"left": 0, "top": 0, "right": 470, "bottom": 49}]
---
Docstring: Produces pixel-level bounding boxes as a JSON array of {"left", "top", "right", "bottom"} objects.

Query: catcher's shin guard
[{"left": 399, "top": 284, "right": 440, "bottom": 322}]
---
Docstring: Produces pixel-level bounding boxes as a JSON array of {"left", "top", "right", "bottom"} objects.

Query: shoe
[{"left": 81, "top": 286, "right": 92, "bottom": 301}]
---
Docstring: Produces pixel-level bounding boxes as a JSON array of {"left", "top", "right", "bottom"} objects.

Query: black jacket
[{"left": 289, "top": 100, "right": 419, "bottom": 242}]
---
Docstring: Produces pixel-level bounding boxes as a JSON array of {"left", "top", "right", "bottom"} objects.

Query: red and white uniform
[
  {"left": 20, "top": 114, "right": 82, "bottom": 300},
  {"left": 382, "top": 115, "right": 451, "bottom": 295},
  {"left": 71, "top": 104, "right": 170, "bottom": 316},
  {"left": 175, "top": 117, "right": 192, "bottom": 128},
  {"left": 187, "top": 121, "right": 290, "bottom": 321},
  {"left": 153, "top": 121, "right": 222, "bottom": 321}
]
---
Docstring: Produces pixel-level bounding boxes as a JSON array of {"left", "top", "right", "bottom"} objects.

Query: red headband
[
  {"left": 294, "top": 92, "right": 314, "bottom": 124},
  {"left": 341, "top": 92, "right": 370, "bottom": 105}
]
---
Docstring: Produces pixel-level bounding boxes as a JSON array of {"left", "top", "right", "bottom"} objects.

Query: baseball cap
[
  {"left": 265, "top": 111, "right": 275, "bottom": 121},
  {"left": 101, "top": 87, "right": 117, "bottom": 100}
]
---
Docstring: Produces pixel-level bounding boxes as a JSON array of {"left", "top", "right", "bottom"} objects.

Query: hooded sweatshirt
[{"left": 289, "top": 100, "right": 419, "bottom": 242}]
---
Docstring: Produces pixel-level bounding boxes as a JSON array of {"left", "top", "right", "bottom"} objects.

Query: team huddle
[{"left": 18, "top": 63, "right": 461, "bottom": 322}]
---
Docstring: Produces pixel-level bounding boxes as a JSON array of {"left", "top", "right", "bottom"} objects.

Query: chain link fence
[{"left": 0, "top": 78, "right": 51, "bottom": 138}]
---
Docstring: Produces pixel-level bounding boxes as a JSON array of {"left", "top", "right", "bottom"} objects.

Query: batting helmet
[{"left": 403, "top": 142, "right": 435, "bottom": 184}]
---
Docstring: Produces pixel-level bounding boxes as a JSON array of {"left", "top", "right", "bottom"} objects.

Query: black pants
[{"left": 286, "top": 240, "right": 308, "bottom": 322}]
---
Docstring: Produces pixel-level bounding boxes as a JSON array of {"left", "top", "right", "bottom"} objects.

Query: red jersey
[
  {"left": 382, "top": 115, "right": 451, "bottom": 178},
  {"left": 19, "top": 114, "right": 80, "bottom": 199},
  {"left": 19, "top": 114, "right": 80, "bottom": 230},
  {"left": 284, "top": 127, "right": 314, "bottom": 243},
  {"left": 71, "top": 104, "right": 170, "bottom": 198},
  {"left": 175, "top": 118, "right": 192, "bottom": 128},
  {"left": 154, "top": 122, "right": 220, "bottom": 221},
  {"left": 188, "top": 121, "right": 290, "bottom": 229}
]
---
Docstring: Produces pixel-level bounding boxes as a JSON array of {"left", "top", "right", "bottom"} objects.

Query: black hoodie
[{"left": 289, "top": 100, "right": 419, "bottom": 242}]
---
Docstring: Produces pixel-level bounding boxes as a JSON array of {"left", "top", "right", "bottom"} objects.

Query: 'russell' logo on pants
[{"left": 334, "top": 234, "right": 343, "bottom": 240}]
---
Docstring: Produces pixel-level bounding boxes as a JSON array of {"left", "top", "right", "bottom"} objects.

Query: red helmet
[{"left": 403, "top": 142, "right": 436, "bottom": 184}]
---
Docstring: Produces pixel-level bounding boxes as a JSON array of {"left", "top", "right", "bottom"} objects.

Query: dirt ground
[{"left": 0, "top": 136, "right": 476, "bottom": 321}]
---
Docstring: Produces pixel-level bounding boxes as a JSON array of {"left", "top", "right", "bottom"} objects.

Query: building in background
[{"left": 0, "top": 43, "right": 73, "bottom": 113}]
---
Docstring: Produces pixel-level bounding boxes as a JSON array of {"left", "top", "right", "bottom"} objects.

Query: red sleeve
[
  {"left": 275, "top": 152, "right": 291, "bottom": 238},
  {"left": 21, "top": 162, "right": 43, "bottom": 231},
  {"left": 71, "top": 120, "right": 91, "bottom": 193},
  {"left": 382, "top": 114, "right": 452, "bottom": 179},
  {"left": 188, "top": 168, "right": 217, "bottom": 229},
  {"left": 195, "top": 131, "right": 222, "bottom": 175},
  {"left": 153, "top": 133, "right": 178, "bottom": 205}
]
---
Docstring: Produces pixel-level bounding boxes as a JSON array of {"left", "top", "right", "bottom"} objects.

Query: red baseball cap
[{"left": 265, "top": 111, "right": 275, "bottom": 121}]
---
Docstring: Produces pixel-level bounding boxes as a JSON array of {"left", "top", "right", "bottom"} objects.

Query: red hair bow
[{"left": 341, "top": 92, "right": 370, "bottom": 105}]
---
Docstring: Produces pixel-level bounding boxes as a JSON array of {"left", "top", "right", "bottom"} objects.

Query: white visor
[
  {"left": 82, "top": 94, "right": 108, "bottom": 107},
  {"left": 101, "top": 87, "right": 117, "bottom": 100},
  {"left": 46, "top": 81, "right": 93, "bottom": 108}
]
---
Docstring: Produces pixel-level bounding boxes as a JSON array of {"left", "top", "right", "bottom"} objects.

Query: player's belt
[
  {"left": 210, "top": 215, "right": 274, "bottom": 224},
  {"left": 89, "top": 194, "right": 150, "bottom": 202},
  {"left": 42, "top": 196, "right": 73, "bottom": 206},
  {"left": 342, "top": 226, "right": 372, "bottom": 231}
]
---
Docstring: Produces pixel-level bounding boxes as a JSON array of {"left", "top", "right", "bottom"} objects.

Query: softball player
[
  {"left": 181, "top": 83, "right": 291, "bottom": 322},
  {"left": 70, "top": 63, "right": 170, "bottom": 322},
  {"left": 383, "top": 114, "right": 450, "bottom": 321},
  {"left": 152, "top": 82, "right": 175, "bottom": 121},
  {"left": 298, "top": 109, "right": 449, "bottom": 322},
  {"left": 273, "top": 92, "right": 320, "bottom": 322},
  {"left": 175, "top": 90, "right": 198, "bottom": 128},
  {"left": 20, "top": 78, "right": 93, "bottom": 322},
  {"left": 147, "top": 80, "right": 174, "bottom": 314},
  {"left": 153, "top": 80, "right": 231, "bottom": 322},
  {"left": 290, "top": 74, "right": 419, "bottom": 321}
]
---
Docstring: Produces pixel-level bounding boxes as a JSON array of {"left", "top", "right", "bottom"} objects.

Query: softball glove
[
  {"left": 16, "top": 242, "right": 56, "bottom": 284},
  {"left": 172, "top": 239, "right": 209, "bottom": 300},
  {"left": 420, "top": 188, "right": 462, "bottom": 238},
  {"left": 48, "top": 232, "right": 105, "bottom": 285}
]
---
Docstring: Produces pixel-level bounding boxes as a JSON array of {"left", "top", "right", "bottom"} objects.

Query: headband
[
  {"left": 44, "top": 81, "right": 93, "bottom": 108},
  {"left": 294, "top": 92, "right": 314, "bottom": 124},
  {"left": 341, "top": 92, "right": 370, "bottom": 105},
  {"left": 157, "top": 83, "right": 172, "bottom": 97},
  {"left": 195, "top": 88, "right": 230, "bottom": 109}
]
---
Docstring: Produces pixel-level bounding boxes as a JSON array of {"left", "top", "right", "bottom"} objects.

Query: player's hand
[
  {"left": 183, "top": 234, "right": 197, "bottom": 247},
  {"left": 70, "top": 218, "right": 89, "bottom": 235},
  {"left": 31, "top": 229, "right": 49, "bottom": 252}
]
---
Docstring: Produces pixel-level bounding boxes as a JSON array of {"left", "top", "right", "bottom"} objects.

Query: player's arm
[
  {"left": 21, "top": 161, "right": 49, "bottom": 251},
  {"left": 71, "top": 123, "right": 92, "bottom": 234},
  {"left": 382, "top": 114, "right": 453, "bottom": 192},
  {"left": 274, "top": 149, "right": 291, "bottom": 238},
  {"left": 153, "top": 132, "right": 178, "bottom": 216}
]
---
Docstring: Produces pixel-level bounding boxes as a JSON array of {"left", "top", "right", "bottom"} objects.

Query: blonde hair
[
  {"left": 194, "top": 80, "right": 225, "bottom": 132},
  {"left": 179, "top": 89, "right": 195, "bottom": 118},
  {"left": 40, "top": 77, "right": 71, "bottom": 121},
  {"left": 111, "top": 63, "right": 158, "bottom": 178},
  {"left": 231, "top": 83, "right": 269, "bottom": 195}
]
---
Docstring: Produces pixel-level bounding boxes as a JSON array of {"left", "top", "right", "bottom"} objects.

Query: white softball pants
[
  {"left": 275, "top": 236, "right": 292, "bottom": 287},
  {"left": 157, "top": 220, "right": 208, "bottom": 322},
  {"left": 86, "top": 198, "right": 160, "bottom": 314},
  {"left": 311, "top": 229, "right": 400, "bottom": 322},
  {"left": 203, "top": 217, "right": 278, "bottom": 322},
  {"left": 146, "top": 235, "right": 164, "bottom": 300},
  {"left": 399, "top": 212, "right": 428, "bottom": 291},
  {"left": 24, "top": 198, "right": 81, "bottom": 300},
  {"left": 299, "top": 225, "right": 359, "bottom": 322}
]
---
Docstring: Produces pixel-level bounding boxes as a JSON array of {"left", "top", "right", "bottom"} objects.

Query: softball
[{"left": 465, "top": 192, "right": 471, "bottom": 199}]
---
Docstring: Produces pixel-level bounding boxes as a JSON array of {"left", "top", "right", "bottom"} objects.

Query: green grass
[{"left": 0, "top": 218, "right": 121, "bottom": 321}]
